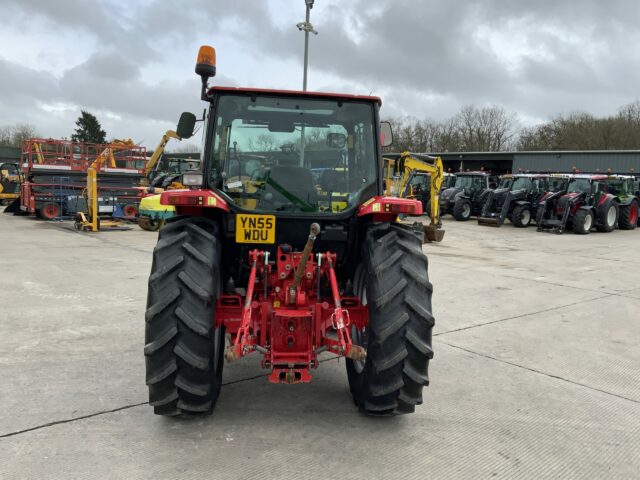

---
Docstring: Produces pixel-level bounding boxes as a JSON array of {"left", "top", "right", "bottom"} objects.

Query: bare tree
[
  {"left": 167, "top": 143, "right": 200, "bottom": 154},
  {"left": 0, "top": 123, "right": 39, "bottom": 147}
]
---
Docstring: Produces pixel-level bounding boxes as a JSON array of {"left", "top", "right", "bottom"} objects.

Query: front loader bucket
[
  {"left": 477, "top": 216, "right": 500, "bottom": 227},
  {"left": 423, "top": 224, "right": 445, "bottom": 242}
]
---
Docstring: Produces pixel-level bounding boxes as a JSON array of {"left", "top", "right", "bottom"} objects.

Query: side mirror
[
  {"left": 380, "top": 121, "right": 393, "bottom": 147},
  {"left": 176, "top": 112, "right": 197, "bottom": 139},
  {"left": 326, "top": 132, "right": 346, "bottom": 149}
]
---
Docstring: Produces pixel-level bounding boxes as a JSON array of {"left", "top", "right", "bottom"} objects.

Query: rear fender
[
  {"left": 358, "top": 196, "right": 423, "bottom": 221},
  {"left": 160, "top": 189, "right": 229, "bottom": 216}
]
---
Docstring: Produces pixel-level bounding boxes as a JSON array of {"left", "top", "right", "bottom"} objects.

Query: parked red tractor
[
  {"left": 536, "top": 174, "right": 619, "bottom": 234},
  {"left": 144, "top": 46, "right": 434, "bottom": 417}
]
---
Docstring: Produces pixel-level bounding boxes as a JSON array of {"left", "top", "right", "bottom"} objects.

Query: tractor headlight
[{"left": 182, "top": 172, "right": 203, "bottom": 187}]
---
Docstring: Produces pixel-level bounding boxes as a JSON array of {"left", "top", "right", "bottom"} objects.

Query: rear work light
[{"left": 182, "top": 172, "right": 203, "bottom": 187}]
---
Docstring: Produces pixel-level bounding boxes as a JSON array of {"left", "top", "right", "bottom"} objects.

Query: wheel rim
[
  {"left": 123, "top": 205, "right": 137, "bottom": 216},
  {"left": 584, "top": 213, "right": 593, "bottom": 231},
  {"left": 42, "top": 204, "right": 59, "bottom": 219},
  {"left": 606, "top": 206, "right": 616, "bottom": 226},
  {"left": 521, "top": 209, "right": 531, "bottom": 225},
  {"left": 462, "top": 203, "right": 471, "bottom": 217}
]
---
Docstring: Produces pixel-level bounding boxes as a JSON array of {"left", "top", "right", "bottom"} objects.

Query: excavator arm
[
  {"left": 383, "top": 151, "right": 445, "bottom": 242},
  {"left": 140, "top": 130, "right": 182, "bottom": 185}
]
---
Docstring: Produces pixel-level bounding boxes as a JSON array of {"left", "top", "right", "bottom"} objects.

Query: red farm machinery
[
  {"left": 10, "top": 138, "right": 147, "bottom": 220},
  {"left": 144, "top": 46, "right": 434, "bottom": 417}
]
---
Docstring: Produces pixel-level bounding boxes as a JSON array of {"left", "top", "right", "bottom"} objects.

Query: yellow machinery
[
  {"left": 383, "top": 151, "right": 445, "bottom": 242},
  {"left": 140, "top": 130, "right": 182, "bottom": 187},
  {"left": 137, "top": 130, "right": 185, "bottom": 231},
  {"left": 0, "top": 162, "right": 22, "bottom": 205},
  {"left": 74, "top": 168, "right": 123, "bottom": 231},
  {"left": 89, "top": 139, "right": 137, "bottom": 169}
]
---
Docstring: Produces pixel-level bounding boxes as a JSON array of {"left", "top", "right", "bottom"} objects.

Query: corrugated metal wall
[{"left": 513, "top": 152, "right": 640, "bottom": 174}]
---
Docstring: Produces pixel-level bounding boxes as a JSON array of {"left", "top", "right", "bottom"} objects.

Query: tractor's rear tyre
[
  {"left": 452, "top": 199, "right": 472, "bottom": 221},
  {"left": 144, "top": 216, "right": 224, "bottom": 416},
  {"left": 511, "top": 204, "right": 531, "bottom": 228},
  {"left": 618, "top": 201, "right": 638, "bottom": 230},
  {"left": 347, "top": 223, "right": 434, "bottom": 415},
  {"left": 596, "top": 200, "right": 618, "bottom": 232},
  {"left": 573, "top": 209, "right": 594, "bottom": 234}
]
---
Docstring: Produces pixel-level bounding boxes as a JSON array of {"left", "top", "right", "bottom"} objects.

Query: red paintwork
[
  {"left": 208, "top": 86, "right": 382, "bottom": 105},
  {"left": 630, "top": 204, "right": 638, "bottom": 224},
  {"left": 357, "top": 195, "right": 423, "bottom": 221},
  {"left": 160, "top": 189, "right": 229, "bottom": 212},
  {"left": 217, "top": 247, "right": 367, "bottom": 384},
  {"left": 21, "top": 138, "right": 147, "bottom": 174},
  {"left": 597, "top": 193, "right": 614, "bottom": 206}
]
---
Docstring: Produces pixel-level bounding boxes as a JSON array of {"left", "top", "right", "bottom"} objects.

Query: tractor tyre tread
[
  {"left": 348, "top": 223, "right": 434, "bottom": 415},
  {"left": 572, "top": 209, "right": 593, "bottom": 235},
  {"left": 511, "top": 204, "right": 531, "bottom": 228},
  {"left": 595, "top": 199, "right": 618, "bottom": 232},
  {"left": 618, "top": 200, "right": 638, "bottom": 230},
  {"left": 452, "top": 199, "right": 471, "bottom": 221},
  {"left": 144, "top": 215, "right": 224, "bottom": 417}
]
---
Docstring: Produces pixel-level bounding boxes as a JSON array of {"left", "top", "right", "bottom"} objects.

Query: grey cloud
[{"left": 2, "top": 0, "right": 640, "bottom": 146}]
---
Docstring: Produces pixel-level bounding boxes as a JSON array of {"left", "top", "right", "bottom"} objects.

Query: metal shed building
[{"left": 512, "top": 151, "right": 640, "bottom": 174}]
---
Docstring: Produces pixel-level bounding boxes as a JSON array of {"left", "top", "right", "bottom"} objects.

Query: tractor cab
[
  {"left": 439, "top": 171, "right": 496, "bottom": 221},
  {"left": 607, "top": 175, "right": 639, "bottom": 229},
  {"left": 478, "top": 174, "right": 554, "bottom": 227}
]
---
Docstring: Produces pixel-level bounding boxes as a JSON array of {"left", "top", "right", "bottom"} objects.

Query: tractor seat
[
  {"left": 319, "top": 169, "right": 348, "bottom": 193},
  {"left": 266, "top": 166, "right": 317, "bottom": 207}
]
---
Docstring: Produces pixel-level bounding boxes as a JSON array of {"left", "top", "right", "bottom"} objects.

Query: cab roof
[
  {"left": 207, "top": 86, "right": 382, "bottom": 106},
  {"left": 456, "top": 171, "right": 492, "bottom": 176},
  {"left": 569, "top": 174, "right": 608, "bottom": 180}
]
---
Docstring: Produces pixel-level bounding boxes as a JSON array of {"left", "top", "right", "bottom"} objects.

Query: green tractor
[{"left": 607, "top": 175, "right": 639, "bottom": 229}]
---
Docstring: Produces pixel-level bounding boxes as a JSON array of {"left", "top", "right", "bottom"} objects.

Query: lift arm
[{"left": 89, "top": 139, "right": 136, "bottom": 170}]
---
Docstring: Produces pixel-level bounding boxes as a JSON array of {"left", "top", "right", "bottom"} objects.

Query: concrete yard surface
[{"left": 1, "top": 212, "right": 639, "bottom": 479}]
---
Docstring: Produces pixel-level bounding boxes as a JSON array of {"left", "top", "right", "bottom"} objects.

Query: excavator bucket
[
  {"left": 423, "top": 224, "right": 445, "bottom": 242},
  {"left": 477, "top": 216, "right": 501, "bottom": 227}
]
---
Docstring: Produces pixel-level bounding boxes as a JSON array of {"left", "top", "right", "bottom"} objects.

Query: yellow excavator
[
  {"left": 138, "top": 113, "right": 197, "bottom": 231},
  {"left": 383, "top": 151, "right": 445, "bottom": 242}
]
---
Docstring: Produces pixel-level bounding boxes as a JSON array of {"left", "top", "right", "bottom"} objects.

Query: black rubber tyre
[
  {"left": 452, "top": 198, "right": 472, "bottom": 221},
  {"left": 595, "top": 199, "right": 618, "bottom": 232},
  {"left": 347, "top": 223, "right": 434, "bottom": 415},
  {"left": 618, "top": 201, "right": 638, "bottom": 230},
  {"left": 572, "top": 209, "right": 594, "bottom": 235},
  {"left": 511, "top": 204, "right": 532, "bottom": 228},
  {"left": 145, "top": 216, "right": 224, "bottom": 416},
  {"left": 139, "top": 215, "right": 164, "bottom": 232}
]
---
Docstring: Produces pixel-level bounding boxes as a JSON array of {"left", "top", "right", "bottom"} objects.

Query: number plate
[{"left": 236, "top": 214, "right": 276, "bottom": 244}]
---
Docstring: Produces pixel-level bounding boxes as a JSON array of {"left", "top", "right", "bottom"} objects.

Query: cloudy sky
[{"left": 1, "top": 0, "right": 639, "bottom": 148}]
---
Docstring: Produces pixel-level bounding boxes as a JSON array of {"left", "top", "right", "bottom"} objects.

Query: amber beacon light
[{"left": 196, "top": 45, "right": 216, "bottom": 78}]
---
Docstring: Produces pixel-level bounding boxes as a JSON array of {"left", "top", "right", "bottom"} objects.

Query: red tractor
[{"left": 144, "top": 46, "right": 434, "bottom": 417}]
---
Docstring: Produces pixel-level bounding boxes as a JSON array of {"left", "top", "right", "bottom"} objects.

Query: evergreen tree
[{"left": 71, "top": 110, "right": 106, "bottom": 144}]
